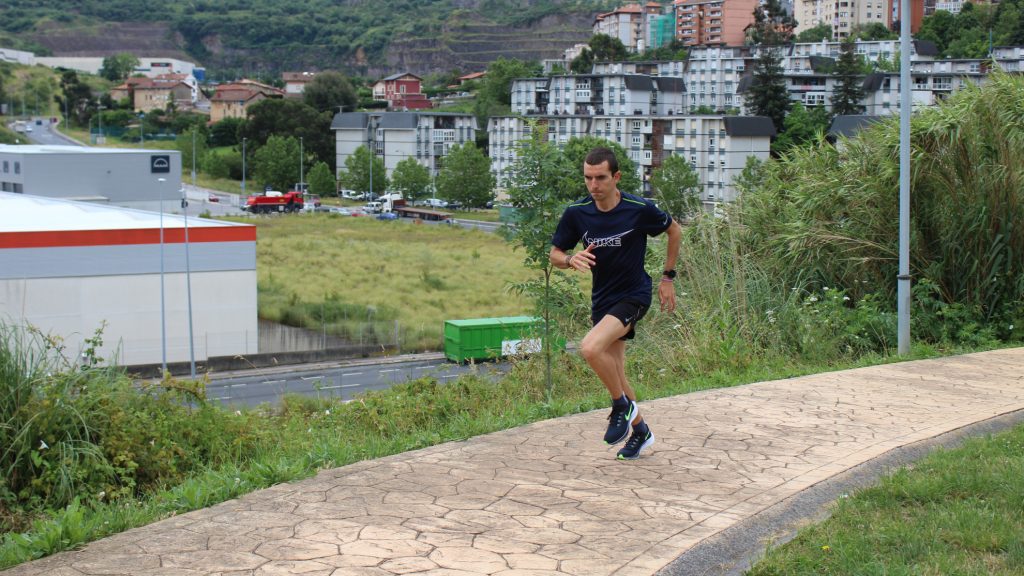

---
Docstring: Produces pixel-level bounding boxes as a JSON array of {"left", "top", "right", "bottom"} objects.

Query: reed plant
[{"left": 731, "top": 69, "right": 1024, "bottom": 342}]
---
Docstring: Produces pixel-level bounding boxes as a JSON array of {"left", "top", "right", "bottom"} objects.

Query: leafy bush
[
  {"left": 731, "top": 69, "right": 1024, "bottom": 344},
  {"left": 0, "top": 324, "right": 269, "bottom": 532}
]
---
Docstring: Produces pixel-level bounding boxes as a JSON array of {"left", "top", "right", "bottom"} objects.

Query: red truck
[{"left": 244, "top": 190, "right": 305, "bottom": 213}]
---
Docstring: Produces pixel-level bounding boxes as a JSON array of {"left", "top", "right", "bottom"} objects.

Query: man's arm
[
  {"left": 550, "top": 245, "right": 573, "bottom": 270},
  {"left": 550, "top": 244, "right": 596, "bottom": 271},
  {"left": 663, "top": 220, "right": 681, "bottom": 273},
  {"left": 657, "top": 220, "right": 682, "bottom": 312}
]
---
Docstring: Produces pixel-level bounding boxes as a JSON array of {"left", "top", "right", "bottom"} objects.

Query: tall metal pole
[
  {"left": 300, "top": 136, "right": 304, "bottom": 190},
  {"left": 181, "top": 186, "right": 197, "bottom": 378},
  {"left": 241, "top": 137, "right": 247, "bottom": 205},
  {"left": 158, "top": 178, "right": 167, "bottom": 375},
  {"left": 897, "top": 0, "right": 912, "bottom": 355},
  {"left": 191, "top": 129, "right": 197, "bottom": 185}
]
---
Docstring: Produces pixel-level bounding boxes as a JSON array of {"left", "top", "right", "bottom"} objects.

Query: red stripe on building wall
[{"left": 0, "top": 226, "right": 257, "bottom": 249}]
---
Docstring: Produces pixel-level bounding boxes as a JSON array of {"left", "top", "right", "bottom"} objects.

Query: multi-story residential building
[
  {"left": 332, "top": 112, "right": 477, "bottom": 181},
  {"left": 594, "top": 3, "right": 665, "bottom": 52},
  {"left": 684, "top": 45, "right": 750, "bottom": 111},
  {"left": 511, "top": 73, "right": 685, "bottom": 118},
  {"left": 673, "top": 0, "right": 758, "bottom": 47},
  {"left": 372, "top": 72, "right": 431, "bottom": 110},
  {"left": 794, "top": 0, "right": 894, "bottom": 40},
  {"left": 488, "top": 113, "right": 773, "bottom": 208}
]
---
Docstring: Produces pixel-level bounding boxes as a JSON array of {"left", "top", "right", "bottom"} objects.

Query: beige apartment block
[
  {"left": 674, "top": 0, "right": 758, "bottom": 47},
  {"left": 794, "top": 0, "right": 894, "bottom": 40}
]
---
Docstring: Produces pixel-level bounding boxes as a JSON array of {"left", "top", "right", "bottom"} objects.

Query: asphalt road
[{"left": 203, "top": 355, "right": 508, "bottom": 408}]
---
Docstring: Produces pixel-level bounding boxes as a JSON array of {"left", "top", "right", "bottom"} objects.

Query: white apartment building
[
  {"left": 488, "top": 114, "right": 773, "bottom": 208},
  {"left": 794, "top": 0, "right": 894, "bottom": 40},
  {"left": 511, "top": 73, "right": 685, "bottom": 118},
  {"left": 331, "top": 112, "right": 477, "bottom": 180}
]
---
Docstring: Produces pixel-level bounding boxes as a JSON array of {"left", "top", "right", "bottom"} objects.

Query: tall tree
[
  {"left": 238, "top": 98, "right": 334, "bottom": 170},
  {"left": 56, "top": 70, "right": 93, "bottom": 127},
  {"left": 389, "top": 157, "right": 432, "bottom": 202},
  {"left": 745, "top": 0, "right": 793, "bottom": 132},
  {"left": 339, "top": 145, "right": 387, "bottom": 196},
  {"left": 588, "top": 34, "right": 629, "bottom": 61},
  {"left": 796, "top": 23, "right": 832, "bottom": 42},
  {"left": 474, "top": 57, "right": 541, "bottom": 123},
  {"left": 650, "top": 154, "right": 701, "bottom": 220},
  {"left": 504, "top": 122, "right": 582, "bottom": 397},
  {"left": 307, "top": 161, "right": 337, "bottom": 197},
  {"left": 253, "top": 135, "right": 302, "bottom": 192},
  {"left": 100, "top": 53, "right": 140, "bottom": 83},
  {"left": 302, "top": 71, "right": 357, "bottom": 114},
  {"left": 436, "top": 143, "right": 494, "bottom": 208},
  {"left": 772, "top": 102, "right": 831, "bottom": 156},
  {"left": 831, "top": 38, "right": 866, "bottom": 116},
  {"left": 570, "top": 48, "right": 594, "bottom": 74}
]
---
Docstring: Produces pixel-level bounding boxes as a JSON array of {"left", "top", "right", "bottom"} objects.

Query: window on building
[
  {"left": 2, "top": 161, "right": 7, "bottom": 173},
  {"left": 13, "top": 162, "right": 19, "bottom": 175},
  {"left": 632, "top": 120, "right": 641, "bottom": 129}
]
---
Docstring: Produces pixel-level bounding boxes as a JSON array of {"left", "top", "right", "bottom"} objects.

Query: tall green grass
[{"left": 732, "top": 70, "right": 1024, "bottom": 340}]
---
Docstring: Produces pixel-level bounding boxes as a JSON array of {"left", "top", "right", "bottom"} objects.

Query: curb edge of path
[{"left": 657, "top": 407, "right": 1024, "bottom": 576}]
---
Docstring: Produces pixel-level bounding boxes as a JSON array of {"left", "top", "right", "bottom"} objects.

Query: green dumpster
[{"left": 444, "top": 316, "right": 552, "bottom": 363}]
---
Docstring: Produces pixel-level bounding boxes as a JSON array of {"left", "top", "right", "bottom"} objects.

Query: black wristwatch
[{"left": 662, "top": 269, "right": 677, "bottom": 279}]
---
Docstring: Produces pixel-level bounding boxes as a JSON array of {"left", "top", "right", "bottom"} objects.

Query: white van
[{"left": 363, "top": 201, "right": 383, "bottom": 214}]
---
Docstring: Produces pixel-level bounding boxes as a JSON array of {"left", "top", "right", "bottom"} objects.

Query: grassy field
[
  {"left": 747, "top": 422, "right": 1024, "bottom": 575},
  {"left": 236, "top": 213, "right": 551, "bottom": 350}
]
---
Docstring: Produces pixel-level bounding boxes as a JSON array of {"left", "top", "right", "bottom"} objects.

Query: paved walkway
[{"left": 6, "top": 348, "right": 1024, "bottom": 576}]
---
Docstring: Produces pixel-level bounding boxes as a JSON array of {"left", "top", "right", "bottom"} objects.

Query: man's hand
[
  {"left": 568, "top": 243, "right": 597, "bottom": 271},
  {"left": 658, "top": 279, "right": 676, "bottom": 313}
]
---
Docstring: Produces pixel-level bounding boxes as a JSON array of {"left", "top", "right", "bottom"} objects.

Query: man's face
[{"left": 583, "top": 161, "right": 621, "bottom": 202}]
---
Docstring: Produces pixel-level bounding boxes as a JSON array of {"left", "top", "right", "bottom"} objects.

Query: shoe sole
[
  {"left": 604, "top": 401, "right": 637, "bottom": 445},
  {"left": 617, "top": 433, "right": 654, "bottom": 460}
]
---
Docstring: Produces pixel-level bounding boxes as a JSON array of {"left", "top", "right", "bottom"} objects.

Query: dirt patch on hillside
[{"left": 29, "top": 21, "right": 192, "bottom": 60}]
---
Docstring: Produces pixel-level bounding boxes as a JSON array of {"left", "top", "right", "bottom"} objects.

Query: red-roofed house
[
  {"left": 372, "top": 72, "right": 431, "bottom": 110},
  {"left": 210, "top": 80, "right": 285, "bottom": 122}
]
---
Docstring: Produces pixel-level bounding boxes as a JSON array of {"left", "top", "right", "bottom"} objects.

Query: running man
[{"left": 550, "top": 147, "right": 681, "bottom": 460}]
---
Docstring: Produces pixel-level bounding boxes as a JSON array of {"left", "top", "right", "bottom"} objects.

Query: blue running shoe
[
  {"left": 616, "top": 428, "right": 654, "bottom": 460},
  {"left": 604, "top": 400, "right": 637, "bottom": 445}
]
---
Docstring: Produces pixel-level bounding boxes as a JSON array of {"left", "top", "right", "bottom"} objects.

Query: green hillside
[{"left": 0, "top": 0, "right": 620, "bottom": 77}]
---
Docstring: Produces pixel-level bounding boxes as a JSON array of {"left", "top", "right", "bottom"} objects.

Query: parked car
[
  {"left": 307, "top": 194, "right": 322, "bottom": 207},
  {"left": 207, "top": 193, "right": 220, "bottom": 203},
  {"left": 376, "top": 212, "right": 398, "bottom": 221},
  {"left": 424, "top": 198, "right": 449, "bottom": 208}
]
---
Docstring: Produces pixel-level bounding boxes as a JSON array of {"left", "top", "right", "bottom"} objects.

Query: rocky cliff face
[
  {"left": 386, "top": 12, "right": 593, "bottom": 75},
  {"left": 23, "top": 6, "right": 598, "bottom": 77}
]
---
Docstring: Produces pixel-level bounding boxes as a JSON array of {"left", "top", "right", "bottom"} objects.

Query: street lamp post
[
  {"left": 191, "top": 129, "right": 197, "bottom": 185},
  {"left": 181, "top": 186, "right": 196, "bottom": 379},
  {"left": 157, "top": 178, "right": 168, "bottom": 375},
  {"left": 241, "top": 137, "right": 247, "bottom": 206},
  {"left": 299, "top": 136, "right": 304, "bottom": 191}
]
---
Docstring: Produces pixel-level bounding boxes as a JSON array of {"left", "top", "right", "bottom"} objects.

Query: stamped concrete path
[{"left": 5, "top": 348, "right": 1024, "bottom": 576}]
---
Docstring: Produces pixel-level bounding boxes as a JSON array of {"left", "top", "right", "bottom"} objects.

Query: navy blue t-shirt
[{"left": 551, "top": 192, "right": 672, "bottom": 313}]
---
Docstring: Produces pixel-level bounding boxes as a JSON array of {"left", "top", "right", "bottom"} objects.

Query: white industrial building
[
  {"left": 0, "top": 145, "right": 182, "bottom": 212},
  {"left": 0, "top": 193, "right": 257, "bottom": 368}
]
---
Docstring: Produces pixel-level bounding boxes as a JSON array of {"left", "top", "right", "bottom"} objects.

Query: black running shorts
[{"left": 592, "top": 299, "right": 649, "bottom": 340}]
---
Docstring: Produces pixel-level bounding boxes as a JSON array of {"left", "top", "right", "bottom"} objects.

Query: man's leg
[
  {"left": 580, "top": 316, "right": 644, "bottom": 445},
  {"left": 608, "top": 339, "right": 643, "bottom": 426},
  {"left": 579, "top": 315, "right": 631, "bottom": 399}
]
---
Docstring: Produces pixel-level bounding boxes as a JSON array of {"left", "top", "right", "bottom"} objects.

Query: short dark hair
[{"left": 584, "top": 147, "right": 619, "bottom": 174}]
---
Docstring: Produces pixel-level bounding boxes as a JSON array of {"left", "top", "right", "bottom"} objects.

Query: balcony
[{"left": 432, "top": 129, "right": 456, "bottom": 142}]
